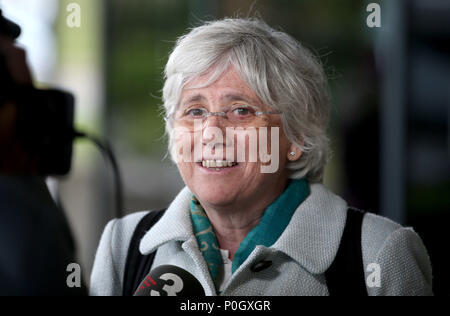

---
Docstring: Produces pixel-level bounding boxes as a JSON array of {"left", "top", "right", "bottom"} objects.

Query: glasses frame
[{"left": 170, "top": 103, "right": 283, "bottom": 128}]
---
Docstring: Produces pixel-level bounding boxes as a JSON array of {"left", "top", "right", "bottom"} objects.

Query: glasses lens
[
  {"left": 227, "top": 105, "right": 257, "bottom": 126},
  {"left": 174, "top": 107, "right": 204, "bottom": 128},
  {"left": 174, "top": 104, "right": 274, "bottom": 130}
]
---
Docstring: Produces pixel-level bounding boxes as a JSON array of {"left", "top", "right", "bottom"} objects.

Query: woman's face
[{"left": 174, "top": 66, "right": 296, "bottom": 209}]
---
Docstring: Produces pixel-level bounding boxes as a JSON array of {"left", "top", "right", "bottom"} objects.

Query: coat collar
[
  {"left": 139, "top": 186, "right": 194, "bottom": 255},
  {"left": 140, "top": 183, "right": 347, "bottom": 275},
  {"left": 271, "top": 183, "right": 348, "bottom": 274}
]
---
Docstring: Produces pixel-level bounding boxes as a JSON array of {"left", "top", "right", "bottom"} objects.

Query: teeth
[{"left": 201, "top": 160, "right": 236, "bottom": 169}]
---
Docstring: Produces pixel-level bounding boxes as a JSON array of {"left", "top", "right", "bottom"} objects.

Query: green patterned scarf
[{"left": 189, "top": 197, "right": 222, "bottom": 282}]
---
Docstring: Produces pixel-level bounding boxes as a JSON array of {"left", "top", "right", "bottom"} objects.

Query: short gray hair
[{"left": 162, "top": 18, "right": 330, "bottom": 183}]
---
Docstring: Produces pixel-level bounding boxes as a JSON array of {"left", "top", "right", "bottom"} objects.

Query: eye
[
  {"left": 185, "top": 108, "right": 206, "bottom": 117},
  {"left": 231, "top": 105, "right": 256, "bottom": 116}
]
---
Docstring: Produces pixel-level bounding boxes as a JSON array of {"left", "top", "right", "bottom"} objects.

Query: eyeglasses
[{"left": 171, "top": 103, "right": 282, "bottom": 130}]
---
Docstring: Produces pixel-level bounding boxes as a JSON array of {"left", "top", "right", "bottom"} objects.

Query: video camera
[{"left": 0, "top": 9, "right": 75, "bottom": 176}]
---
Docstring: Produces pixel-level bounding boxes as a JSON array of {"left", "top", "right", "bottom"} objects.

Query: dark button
[{"left": 250, "top": 260, "right": 272, "bottom": 272}]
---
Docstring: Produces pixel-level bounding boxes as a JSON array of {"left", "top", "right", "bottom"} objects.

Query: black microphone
[{"left": 134, "top": 265, "right": 206, "bottom": 296}]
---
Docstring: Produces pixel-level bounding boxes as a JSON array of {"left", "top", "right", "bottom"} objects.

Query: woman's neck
[
  {"left": 198, "top": 177, "right": 289, "bottom": 260},
  {"left": 206, "top": 208, "right": 264, "bottom": 261}
]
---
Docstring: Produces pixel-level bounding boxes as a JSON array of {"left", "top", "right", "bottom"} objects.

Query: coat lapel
[
  {"left": 139, "top": 186, "right": 193, "bottom": 255},
  {"left": 272, "top": 183, "right": 348, "bottom": 274}
]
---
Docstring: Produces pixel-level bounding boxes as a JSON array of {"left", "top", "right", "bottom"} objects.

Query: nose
[
  {"left": 202, "top": 115, "right": 224, "bottom": 140},
  {"left": 201, "top": 114, "right": 232, "bottom": 155},
  {"left": 202, "top": 113, "right": 227, "bottom": 129}
]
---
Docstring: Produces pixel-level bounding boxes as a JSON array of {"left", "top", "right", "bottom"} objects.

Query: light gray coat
[{"left": 90, "top": 183, "right": 433, "bottom": 296}]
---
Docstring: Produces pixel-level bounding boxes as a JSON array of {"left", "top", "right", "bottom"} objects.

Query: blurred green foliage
[{"left": 106, "top": 0, "right": 191, "bottom": 155}]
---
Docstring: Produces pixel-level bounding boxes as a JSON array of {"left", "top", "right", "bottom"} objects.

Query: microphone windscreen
[{"left": 134, "top": 265, "right": 206, "bottom": 296}]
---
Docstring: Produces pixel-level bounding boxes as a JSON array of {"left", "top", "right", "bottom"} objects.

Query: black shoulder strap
[
  {"left": 122, "top": 209, "right": 166, "bottom": 296},
  {"left": 325, "top": 207, "right": 368, "bottom": 296}
]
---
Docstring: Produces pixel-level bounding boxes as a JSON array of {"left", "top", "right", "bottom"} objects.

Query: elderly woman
[{"left": 90, "top": 18, "right": 432, "bottom": 296}]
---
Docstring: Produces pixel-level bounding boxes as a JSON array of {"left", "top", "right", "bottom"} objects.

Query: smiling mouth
[{"left": 197, "top": 159, "right": 239, "bottom": 170}]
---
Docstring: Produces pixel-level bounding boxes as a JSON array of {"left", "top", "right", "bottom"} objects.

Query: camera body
[{"left": 0, "top": 10, "right": 75, "bottom": 176}]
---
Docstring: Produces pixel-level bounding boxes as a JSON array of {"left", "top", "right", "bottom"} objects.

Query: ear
[{"left": 287, "top": 144, "right": 302, "bottom": 161}]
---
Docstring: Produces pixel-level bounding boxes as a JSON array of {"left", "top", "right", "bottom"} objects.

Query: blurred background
[{"left": 1, "top": 0, "right": 448, "bottom": 295}]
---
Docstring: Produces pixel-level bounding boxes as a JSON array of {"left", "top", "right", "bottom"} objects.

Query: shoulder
[
  {"left": 90, "top": 211, "right": 150, "bottom": 296},
  {"left": 105, "top": 211, "right": 151, "bottom": 252},
  {"left": 361, "top": 212, "right": 433, "bottom": 295},
  {"left": 361, "top": 212, "right": 402, "bottom": 258}
]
